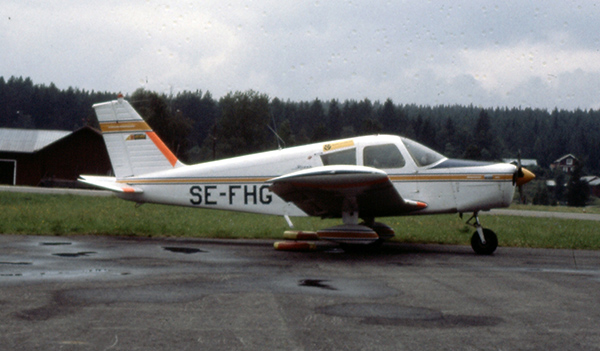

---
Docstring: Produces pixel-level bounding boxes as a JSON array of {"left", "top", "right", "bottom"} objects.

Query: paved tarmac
[{"left": 1, "top": 235, "right": 599, "bottom": 351}]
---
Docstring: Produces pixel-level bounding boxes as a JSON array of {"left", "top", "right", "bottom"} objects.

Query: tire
[{"left": 470, "top": 228, "right": 498, "bottom": 255}]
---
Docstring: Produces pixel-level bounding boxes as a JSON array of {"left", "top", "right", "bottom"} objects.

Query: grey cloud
[{"left": 2, "top": 1, "right": 600, "bottom": 110}]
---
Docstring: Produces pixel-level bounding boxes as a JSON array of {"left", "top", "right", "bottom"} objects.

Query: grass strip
[{"left": 1, "top": 192, "right": 599, "bottom": 250}]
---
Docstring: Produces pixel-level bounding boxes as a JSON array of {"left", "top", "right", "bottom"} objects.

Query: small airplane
[{"left": 80, "top": 95, "right": 535, "bottom": 254}]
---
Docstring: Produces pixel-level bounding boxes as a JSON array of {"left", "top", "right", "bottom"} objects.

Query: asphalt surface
[{"left": 1, "top": 235, "right": 599, "bottom": 351}]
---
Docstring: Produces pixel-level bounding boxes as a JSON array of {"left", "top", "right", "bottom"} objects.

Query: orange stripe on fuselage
[
  {"left": 118, "top": 177, "right": 272, "bottom": 185},
  {"left": 146, "top": 131, "right": 178, "bottom": 167},
  {"left": 389, "top": 174, "right": 513, "bottom": 182},
  {"left": 116, "top": 173, "right": 513, "bottom": 185},
  {"left": 117, "top": 174, "right": 512, "bottom": 188}
]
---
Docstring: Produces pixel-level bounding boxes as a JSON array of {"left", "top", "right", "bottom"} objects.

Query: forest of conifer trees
[{"left": 2, "top": 75, "right": 599, "bottom": 179}]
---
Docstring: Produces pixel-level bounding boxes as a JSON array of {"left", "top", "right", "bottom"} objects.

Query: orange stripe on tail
[{"left": 146, "top": 132, "right": 178, "bottom": 167}]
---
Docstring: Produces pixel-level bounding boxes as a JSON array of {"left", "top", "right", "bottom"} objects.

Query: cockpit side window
[
  {"left": 320, "top": 148, "right": 356, "bottom": 165},
  {"left": 363, "top": 144, "right": 406, "bottom": 168},
  {"left": 402, "top": 138, "right": 445, "bottom": 167}
]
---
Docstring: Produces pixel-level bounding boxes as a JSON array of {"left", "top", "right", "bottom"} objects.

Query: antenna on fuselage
[
  {"left": 267, "top": 124, "right": 286, "bottom": 150},
  {"left": 268, "top": 112, "right": 286, "bottom": 150}
]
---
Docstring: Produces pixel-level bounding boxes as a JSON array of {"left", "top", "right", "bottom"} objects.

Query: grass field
[{"left": 1, "top": 191, "right": 599, "bottom": 250}]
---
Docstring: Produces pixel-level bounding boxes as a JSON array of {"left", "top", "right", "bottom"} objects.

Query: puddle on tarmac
[
  {"left": 163, "top": 247, "right": 205, "bottom": 254},
  {"left": 1, "top": 273, "right": 23, "bottom": 277},
  {"left": 40, "top": 242, "right": 72, "bottom": 246},
  {"left": 53, "top": 252, "right": 96, "bottom": 258},
  {"left": 318, "top": 303, "right": 503, "bottom": 327},
  {"left": 319, "top": 303, "right": 441, "bottom": 320},
  {"left": 0, "top": 261, "right": 32, "bottom": 265},
  {"left": 299, "top": 279, "right": 338, "bottom": 291},
  {"left": 1, "top": 268, "right": 112, "bottom": 280}
]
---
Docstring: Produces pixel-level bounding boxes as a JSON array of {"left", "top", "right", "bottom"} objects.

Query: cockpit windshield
[{"left": 401, "top": 138, "right": 445, "bottom": 167}]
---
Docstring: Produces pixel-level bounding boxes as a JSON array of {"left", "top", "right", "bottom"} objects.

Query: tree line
[{"left": 2, "top": 75, "right": 600, "bottom": 176}]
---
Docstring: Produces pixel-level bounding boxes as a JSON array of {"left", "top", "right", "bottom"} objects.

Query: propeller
[{"left": 512, "top": 150, "right": 535, "bottom": 203}]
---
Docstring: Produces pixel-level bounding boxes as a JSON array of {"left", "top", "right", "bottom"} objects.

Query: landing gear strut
[{"left": 465, "top": 212, "right": 498, "bottom": 255}]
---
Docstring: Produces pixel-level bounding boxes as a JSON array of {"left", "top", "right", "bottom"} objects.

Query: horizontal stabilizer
[{"left": 78, "top": 175, "right": 143, "bottom": 193}]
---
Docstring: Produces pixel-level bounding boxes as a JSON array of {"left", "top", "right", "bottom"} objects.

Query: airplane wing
[
  {"left": 269, "top": 165, "right": 426, "bottom": 218},
  {"left": 78, "top": 175, "right": 143, "bottom": 193}
]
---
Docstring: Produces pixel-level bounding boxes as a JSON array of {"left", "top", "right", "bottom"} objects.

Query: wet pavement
[{"left": 1, "top": 234, "right": 599, "bottom": 350}]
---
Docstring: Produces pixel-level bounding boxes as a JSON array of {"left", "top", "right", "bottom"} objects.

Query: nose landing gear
[{"left": 465, "top": 212, "right": 498, "bottom": 255}]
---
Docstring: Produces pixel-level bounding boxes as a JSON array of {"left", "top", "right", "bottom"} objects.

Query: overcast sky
[{"left": 3, "top": 1, "right": 600, "bottom": 110}]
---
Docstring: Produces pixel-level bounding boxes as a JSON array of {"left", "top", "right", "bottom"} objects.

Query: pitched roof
[
  {"left": 552, "top": 154, "right": 578, "bottom": 164},
  {"left": 582, "top": 176, "right": 600, "bottom": 186},
  {"left": 0, "top": 128, "right": 71, "bottom": 153}
]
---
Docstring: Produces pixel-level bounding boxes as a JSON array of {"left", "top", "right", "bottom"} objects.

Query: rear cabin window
[
  {"left": 363, "top": 144, "right": 405, "bottom": 168},
  {"left": 320, "top": 148, "right": 356, "bottom": 165}
]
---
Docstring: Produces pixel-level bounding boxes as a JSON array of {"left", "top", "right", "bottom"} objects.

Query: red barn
[{"left": 0, "top": 126, "right": 112, "bottom": 187}]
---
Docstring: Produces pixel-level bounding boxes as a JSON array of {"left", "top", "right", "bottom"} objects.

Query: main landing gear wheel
[{"left": 470, "top": 228, "right": 498, "bottom": 255}]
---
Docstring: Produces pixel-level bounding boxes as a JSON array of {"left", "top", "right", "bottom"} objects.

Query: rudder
[{"left": 93, "top": 95, "right": 183, "bottom": 179}]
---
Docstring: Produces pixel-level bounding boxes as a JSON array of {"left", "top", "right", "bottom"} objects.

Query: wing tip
[{"left": 404, "top": 199, "right": 428, "bottom": 210}]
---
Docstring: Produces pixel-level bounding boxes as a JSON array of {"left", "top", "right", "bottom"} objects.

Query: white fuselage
[{"left": 116, "top": 135, "right": 517, "bottom": 218}]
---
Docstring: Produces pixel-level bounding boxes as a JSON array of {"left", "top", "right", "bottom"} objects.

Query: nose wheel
[
  {"left": 466, "top": 212, "right": 498, "bottom": 255},
  {"left": 470, "top": 228, "right": 498, "bottom": 255}
]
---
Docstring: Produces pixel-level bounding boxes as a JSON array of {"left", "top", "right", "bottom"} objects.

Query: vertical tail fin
[{"left": 93, "top": 95, "right": 183, "bottom": 179}]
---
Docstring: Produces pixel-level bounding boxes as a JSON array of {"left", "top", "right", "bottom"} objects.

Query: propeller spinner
[{"left": 512, "top": 151, "right": 535, "bottom": 203}]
